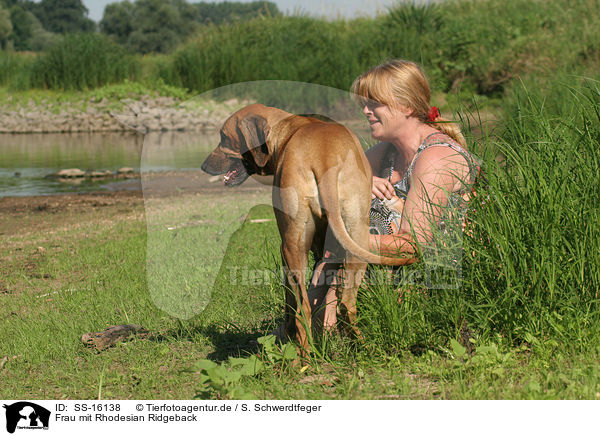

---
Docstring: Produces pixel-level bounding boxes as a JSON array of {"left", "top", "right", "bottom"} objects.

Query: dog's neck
[{"left": 267, "top": 113, "right": 316, "bottom": 159}]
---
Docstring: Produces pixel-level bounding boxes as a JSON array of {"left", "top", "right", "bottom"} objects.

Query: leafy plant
[
  {"left": 192, "top": 356, "right": 265, "bottom": 400},
  {"left": 191, "top": 335, "right": 297, "bottom": 399},
  {"left": 256, "top": 334, "right": 298, "bottom": 364}
]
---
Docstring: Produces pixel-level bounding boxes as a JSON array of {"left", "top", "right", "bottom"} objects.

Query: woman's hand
[{"left": 372, "top": 176, "right": 396, "bottom": 200}]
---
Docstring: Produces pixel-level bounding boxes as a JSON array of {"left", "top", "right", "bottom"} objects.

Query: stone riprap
[
  {"left": 0, "top": 96, "right": 248, "bottom": 133},
  {"left": 45, "top": 167, "right": 139, "bottom": 181}
]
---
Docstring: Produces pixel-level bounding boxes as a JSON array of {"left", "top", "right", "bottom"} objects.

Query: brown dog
[{"left": 201, "top": 103, "right": 415, "bottom": 354}]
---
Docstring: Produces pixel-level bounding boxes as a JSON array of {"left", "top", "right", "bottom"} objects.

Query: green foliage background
[{"left": 0, "top": 0, "right": 598, "bottom": 99}]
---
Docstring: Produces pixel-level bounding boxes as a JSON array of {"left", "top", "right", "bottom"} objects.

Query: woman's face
[{"left": 362, "top": 101, "right": 409, "bottom": 141}]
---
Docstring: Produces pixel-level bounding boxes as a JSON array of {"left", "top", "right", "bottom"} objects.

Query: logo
[{"left": 3, "top": 402, "right": 50, "bottom": 434}]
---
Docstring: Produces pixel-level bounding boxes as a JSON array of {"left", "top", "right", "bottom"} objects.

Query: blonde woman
[{"left": 309, "top": 59, "right": 481, "bottom": 332}]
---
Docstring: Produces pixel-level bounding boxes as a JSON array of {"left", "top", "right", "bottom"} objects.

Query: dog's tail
[
  {"left": 327, "top": 211, "right": 418, "bottom": 267},
  {"left": 317, "top": 165, "right": 418, "bottom": 267}
]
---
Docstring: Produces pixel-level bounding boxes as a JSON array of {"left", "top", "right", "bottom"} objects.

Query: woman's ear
[{"left": 398, "top": 104, "right": 414, "bottom": 118}]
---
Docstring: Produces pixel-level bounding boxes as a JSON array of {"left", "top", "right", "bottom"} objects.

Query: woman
[{"left": 309, "top": 59, "right": 480, "bottom": 332}]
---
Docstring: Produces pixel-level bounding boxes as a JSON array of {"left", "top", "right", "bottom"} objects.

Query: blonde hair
[{"left": 351, "top": 59, "right": 466, "bottom": 148}]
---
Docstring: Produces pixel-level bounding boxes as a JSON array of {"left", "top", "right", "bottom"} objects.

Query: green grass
[
  {"left": 460, "top": 76, "right": 600, "bottom": 344},
  {"left": 0, "top": 51, "right": 37, "bottom": 90},
  {"left": 0, "top": 81, "right": 191, "bottom": 117}
]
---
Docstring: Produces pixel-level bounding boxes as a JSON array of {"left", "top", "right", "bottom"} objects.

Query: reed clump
[{"left": 29, "top": 33, "right": 140, "bottom": 90}]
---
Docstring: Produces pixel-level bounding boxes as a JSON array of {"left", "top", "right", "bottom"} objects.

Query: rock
[
  {"left": 56, "top": 168, "right": 85, "bottom": 178},
  {"left": 117, "top": 167, "right": 134, "bottom": 175},
  {"left": 1, "top": 97, "right": 241, "bottom": 133},
  {"left": 81, "top": 324, "right": 149, "bottom": 351},
  {"left": 145, "top": 120, "right": 162, "bottom": 131},
  {"left": 57, "top": 177, "right": 84, "bottom": 185}
]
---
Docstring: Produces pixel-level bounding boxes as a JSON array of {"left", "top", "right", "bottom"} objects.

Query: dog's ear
[{"left": 238, "top": 115, "right": 271, "bottom": 168}]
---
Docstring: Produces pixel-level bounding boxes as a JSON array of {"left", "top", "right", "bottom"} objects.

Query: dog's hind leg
[
  {"left": 335, "top": 198, "right": 370, "bottom": 342},
  {"left": 278, "top": 214, "right": 316, "bottom": 357},
  {"left": 336, "top": 254, "right": 368, "bottom": 342}
]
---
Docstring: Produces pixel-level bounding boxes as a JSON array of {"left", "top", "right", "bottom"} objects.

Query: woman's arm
[
  {"left": 400, "top": 146, "right": 470, "bottom": 243},
  {"left": 369, "top": 231, "right": 417, "bottom": 256}
]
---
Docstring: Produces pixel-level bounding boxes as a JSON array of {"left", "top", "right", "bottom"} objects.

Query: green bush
[{"left": 170, "top": 16, "right": 371, "bottom": 93}]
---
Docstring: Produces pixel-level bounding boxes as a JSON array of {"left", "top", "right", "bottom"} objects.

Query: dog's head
[{"left": 201, "top": 104, "right": 275, "bottom": 187}]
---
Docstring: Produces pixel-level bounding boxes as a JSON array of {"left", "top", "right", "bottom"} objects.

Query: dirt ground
[
  {"left": 0, "top": 171, "right": 272, "bottom": 300},
  {"left": 0, "top": 189, "right": 143, "bottom": 218}
]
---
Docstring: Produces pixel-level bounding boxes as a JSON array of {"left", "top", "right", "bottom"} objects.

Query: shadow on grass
[{"left": 150, "top": 318, "right": 282, "bottom": 362}]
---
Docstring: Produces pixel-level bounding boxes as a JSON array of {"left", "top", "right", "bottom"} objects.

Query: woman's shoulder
[
  {"left": 422, "top": 131, "right": 463, "bottom": 150},
  {"left": 419, "top": 131, "right": 477, "bottom": 163},
  {"left": 414, "top": 132, "right": 480, "bottom": 180}
]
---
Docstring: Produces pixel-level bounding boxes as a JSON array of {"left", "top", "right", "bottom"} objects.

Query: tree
[
  {"left": 32, "top": 0, "right": 95, "bottom": 34},
  {"left": 100, "top": 0, "right": 281, "bottom": 54},
  {"left": 127, "top": 0, "right": 186, "bottom": 53},
  {"left": 99, "top": 1, "right": 134, "bottom": 46},
  {"left": 101, "top": 0, "right": 198, "bottom": 54},
  {"left": 28, "top": 10, "right": 57, "bottom": 50},
  {"left": 8, "top": 5, "right": 32, "bottom": 50},
  {"left": 1, "top": 0, "right": 34, "bottom": 7},
  {"left": 0, "top": 3, "right": 13, "bottom": 49},
  {"left": 193, "top": 1, "right": 281, "bottom": 25}
]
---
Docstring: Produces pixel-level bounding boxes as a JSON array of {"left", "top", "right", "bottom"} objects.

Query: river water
[{"left": 0, "top": 131, "right": 219, "bottom": 197}]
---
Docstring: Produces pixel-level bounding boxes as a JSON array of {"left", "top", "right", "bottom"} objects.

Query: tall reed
[
  {"left": 170, "top": 16, "right": 378, "bottom": 93},
  {"left": 29, "top": 33, "right": 140, "bottom": 90},
  {"left": 0, "top": 51, "right": 36, "bottom": 90}
]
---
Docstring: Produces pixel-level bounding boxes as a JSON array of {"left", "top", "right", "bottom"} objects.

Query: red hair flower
[{"left": 427, "top": 106, "right": 440, "bottom": 122}]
